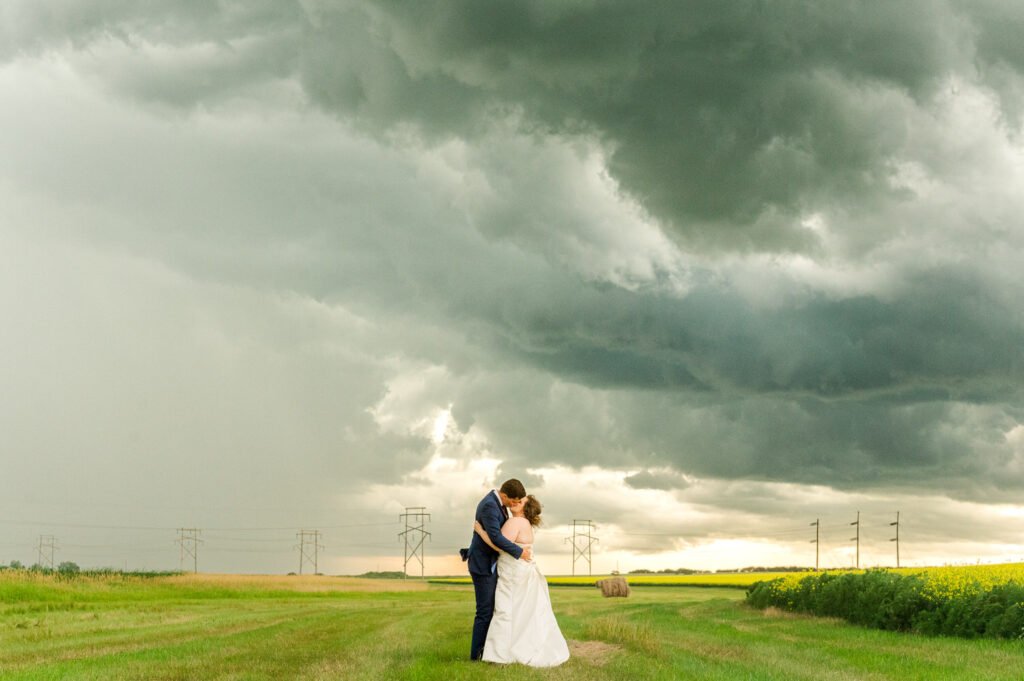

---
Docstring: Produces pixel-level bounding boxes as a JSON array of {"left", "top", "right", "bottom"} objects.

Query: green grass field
[{"left": 1, "top": 572, "right": 1021, "bottom": 680}]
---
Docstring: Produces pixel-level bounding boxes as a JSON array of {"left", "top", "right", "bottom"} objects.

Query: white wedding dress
[{"left": 482, "top": 543, "right": 570, "bottom": 667}]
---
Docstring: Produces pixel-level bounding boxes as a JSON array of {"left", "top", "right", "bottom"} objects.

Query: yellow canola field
[
  {"left": 431, "top": 572, "right": 805, "bottom": 588},
  {"left": 547, "top": 573, "right": 801, "bottom": 587},
  {"left": 432, "top": 563, "right": 1024, "bottom": 593},
  {"left": 753, "top": 562, "right": 1024, "bottom": 597},
  {"left": 893, "top": 563, "right": 1024, "bottom": 599}
]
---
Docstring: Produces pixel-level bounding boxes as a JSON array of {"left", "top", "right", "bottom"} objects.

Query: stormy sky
[{"left": 2, "top": 1, "right": 1024, "bottom": 574}]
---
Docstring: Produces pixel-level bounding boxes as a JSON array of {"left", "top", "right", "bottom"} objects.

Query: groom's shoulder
[{"left": 476, "top": 492, "right": 499, "bottom": 513}]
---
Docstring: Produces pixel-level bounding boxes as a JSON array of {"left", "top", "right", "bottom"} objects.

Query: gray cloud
[
  {"left": 4, "top": 25, "right": 1023, "bottom": 496},
  {"left": 624, "top": 469, "right": 690, "bottom": 492},
  {"left": 2, "top": 1, "right": 1024, "bottom": 570},
  {"left": 301, "top": 0, "right": 1019, "bottom": 251},
  {"left": 6, "top": 1, "right": 1021, "bottom": 250}
]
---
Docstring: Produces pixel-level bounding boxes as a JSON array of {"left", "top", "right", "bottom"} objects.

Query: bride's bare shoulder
[{"left": 515, "top": 517, "right": 535, "bottom": 541}]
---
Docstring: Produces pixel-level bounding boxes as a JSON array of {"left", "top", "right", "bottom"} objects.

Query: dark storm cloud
[
  {"left": 3, "top": 0, "right": 1024, "bottom": 508},
  {"left": 447, "top": 367, "right": 1024, "bottom": 501},
  {"left": 7, "top": 1, "right": 1021, "bottom": 251},
  {"left": 447, "top": 260, "right": 1023, "bottom": 403},
  {"left": 300, "top": 0, "right": 1021, "bottom": 251}
]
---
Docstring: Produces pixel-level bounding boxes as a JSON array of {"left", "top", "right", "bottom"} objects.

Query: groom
[{"left": 462, "top": 478, "right": 533, "bottom": 661}]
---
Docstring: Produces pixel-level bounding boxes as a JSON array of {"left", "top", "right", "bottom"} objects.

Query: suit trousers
[{"left": 470, "top": 569, "right": 498, "bottom": 660}]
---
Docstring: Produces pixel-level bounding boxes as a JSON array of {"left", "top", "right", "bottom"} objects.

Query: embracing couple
[{"left": 461, "top": 479, "right": 570, "bottom": 667}]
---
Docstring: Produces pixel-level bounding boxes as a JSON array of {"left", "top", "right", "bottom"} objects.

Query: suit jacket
[{"left": 463, "top": 490, "right": 524, "bottom": 575}]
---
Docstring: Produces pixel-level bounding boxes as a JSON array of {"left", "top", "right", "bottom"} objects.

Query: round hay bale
[{"left": 596, "top": 576, "right": 630, "bottom": 598}]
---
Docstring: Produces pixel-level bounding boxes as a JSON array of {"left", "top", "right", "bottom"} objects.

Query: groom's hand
[{"left": 521, "top": 546, "right": 533, "bottom": 561}]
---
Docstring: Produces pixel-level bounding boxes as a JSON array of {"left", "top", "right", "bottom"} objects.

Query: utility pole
[
  {"left": 564, "top": 520, "right": 598, "bottom": 576},
  {"left": 850, "top": 511, "right": 860, "bottom": 569},
  {"left": 295, "top": 530, "right": 324, "bottom": 575},
  {"left": 398, "top": 507, "right": 431, "bottom": 578},
  {"left": 810, "top": 519, "right": 819, "bottom": 571},
  {"left": 176, "top": 528, "right": 203, "bottom": 573},
  {"left": 37, "top": 535, "right": 57, "bottom": 569},
  {"left": 890, "top": 511, "right": 900, "bottom": 568}
]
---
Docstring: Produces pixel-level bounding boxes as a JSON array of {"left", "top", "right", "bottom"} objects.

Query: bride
[{"left": 473, "top": 495, "right": 570, "bottom": 667}]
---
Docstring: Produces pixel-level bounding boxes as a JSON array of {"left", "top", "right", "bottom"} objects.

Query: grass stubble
[{"left": 0, "top": 572, "right": 1021, "bottom": 680}]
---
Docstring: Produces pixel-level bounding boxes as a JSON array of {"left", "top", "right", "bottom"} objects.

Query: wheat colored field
[{"left": 1, "top": 571, "right": 1022, "bottom": 680}]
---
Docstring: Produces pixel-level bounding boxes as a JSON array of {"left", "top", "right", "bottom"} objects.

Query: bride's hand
[{"left": 473, "top": 520, "right": 483, "bottom": 532}]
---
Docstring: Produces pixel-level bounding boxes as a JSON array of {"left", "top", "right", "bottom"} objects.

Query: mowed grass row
[{"left": 1, "top": 572, "right": 1022, "bottom": 680}]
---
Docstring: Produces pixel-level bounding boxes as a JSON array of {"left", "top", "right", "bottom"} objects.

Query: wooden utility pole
[
  {"left": 890, "top": 511, "right": 900, "bottom": 568},
  {"left": 810, "top": 519, "right": 819, "bottom": 571},
  {"left": 850, "top": 511, "right": 860, "bottom": 569}
]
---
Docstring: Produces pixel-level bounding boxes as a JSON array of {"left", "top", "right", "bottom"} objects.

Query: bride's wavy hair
[{"left": 522, "top": 495, "right": 542, "bottom": 527}]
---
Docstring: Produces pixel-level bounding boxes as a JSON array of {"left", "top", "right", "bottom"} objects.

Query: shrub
[{"left": 747, "top": 568, "right": 1024, "bottom": 639}]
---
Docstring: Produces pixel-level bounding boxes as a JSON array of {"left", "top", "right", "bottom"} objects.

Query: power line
[
  {"left": 207, "top": 522, "right": 400, "bottom": 531},
  {"left": 0, "top": 519, "right": 400, "bottom": 532},
  {"left": 203, "top": 547, "right": 294, "bottom": 554},
  {"left": 6, "top": 521, "right": 175, "bottom": 531},
  {"left": 201, "top": 535, "right": 297, "bottom": 543}
]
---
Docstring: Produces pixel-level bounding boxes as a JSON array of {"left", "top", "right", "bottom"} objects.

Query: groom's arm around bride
[
  {"left": 476, "top": 498, "right": 524, "bottom": 562},
  {"left": 464, "top": 489, "right": 531, "bottom": 573}
]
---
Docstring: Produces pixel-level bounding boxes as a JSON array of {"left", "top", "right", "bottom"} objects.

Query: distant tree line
[
  {"left": 1, "top": 560, "right": 81, "bottom": 576},
  {"left": 629, "top": 566, "right": 813, "bottom": 575},
  {"left": 718, "top": 566, "right": 814, "bottom": 573},
  {"left": 357, "top": 571, "right": 407, "bottom": 579},
  {"left": 1, "top": 562, "right": 181, "bottom": 578}
]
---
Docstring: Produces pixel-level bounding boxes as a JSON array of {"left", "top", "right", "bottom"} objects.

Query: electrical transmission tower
[
  {"left": 398, "top": 507, "right": 431, "bottom": 578},
  {"left": 295, "top": 529, "right": 324, "bottom": 575},
  {"left": 850, "top": 511, "right": 860, "bottom": 569},
  {"left": 890, "top": 511, "right": 901, "bottom": 568},
  {"left": 810, "top": 519, "right": 819, "bottom": 571},
  {"left": 176, "top": 528, "right": 203, "bottom": 573},
  {"left": 37, "top": 535, "right": 58, "bottom": 569},
  {"left": 564, "top": 520, "right": 598, "bottom": 576}
]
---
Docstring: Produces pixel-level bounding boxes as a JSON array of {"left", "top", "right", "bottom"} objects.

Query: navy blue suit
[{"left": 464, "top": 491, "right": 524, "bottom": 660}]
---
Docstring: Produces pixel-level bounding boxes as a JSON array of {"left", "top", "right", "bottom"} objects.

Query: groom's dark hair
[{"left": 499, "top": 479, "right": 526, "bottom": 499}]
